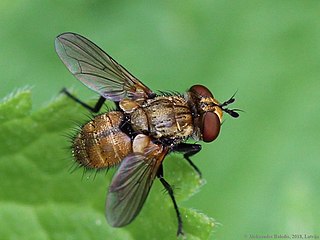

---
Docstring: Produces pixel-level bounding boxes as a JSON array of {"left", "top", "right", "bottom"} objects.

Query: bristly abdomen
[{"left": 72, "top": 111, "right": 132, "bottom": 169}]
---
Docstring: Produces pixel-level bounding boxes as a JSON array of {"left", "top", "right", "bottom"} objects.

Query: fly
[{"left": 55, "top": 32, "right": 239, "bottom": 236}]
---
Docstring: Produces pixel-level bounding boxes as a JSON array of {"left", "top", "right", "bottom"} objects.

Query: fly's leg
[
  {"left": 172, "top": 143, "right": 202, "bottom": 177},
  {"left": 157, "top": 165, "right": 183, "bottom": 236},
  {"left": 61, "top": 88, "right": 106, "bottom": 113}
]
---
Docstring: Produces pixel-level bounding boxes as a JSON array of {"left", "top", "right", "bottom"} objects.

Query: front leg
[{"left": 172, "top": 143, "right": 202, "bottom": 177}]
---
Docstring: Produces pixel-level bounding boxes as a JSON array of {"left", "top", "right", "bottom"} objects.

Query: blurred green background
[{"left": 1, "top": 0, "right": 320, "bottom": 239}]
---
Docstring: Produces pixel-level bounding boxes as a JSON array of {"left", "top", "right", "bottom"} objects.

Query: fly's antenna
[{"left": 219, "top": 91, "right": 242, "bottom": 118}]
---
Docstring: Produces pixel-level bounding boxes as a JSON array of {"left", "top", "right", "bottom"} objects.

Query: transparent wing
[
  {"left": 106, "top": 148, "right": 167, "bottom": 227},
  {"left": 55, "top": 32, "right": 154, "bottom": 101}
]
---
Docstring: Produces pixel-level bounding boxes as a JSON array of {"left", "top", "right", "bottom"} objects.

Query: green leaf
[{"left": 0, "top": 90, "right": 215, "bottom": 240}]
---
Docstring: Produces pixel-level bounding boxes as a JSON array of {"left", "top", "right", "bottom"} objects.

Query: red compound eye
[
  {"left": 190, "top": 85, "right": 213, "bottom": 98},
  {"left": 201, "top": 112, "right": 221, "bottom": 142}
]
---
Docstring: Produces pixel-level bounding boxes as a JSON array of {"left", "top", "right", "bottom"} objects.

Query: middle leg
[{"left": 157, "top": 165, "right": 183, "bottom": 236}]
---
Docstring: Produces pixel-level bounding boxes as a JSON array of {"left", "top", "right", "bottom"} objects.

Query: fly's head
[{"left": 188, "top": 85, "right": 240, "bottom": 142}]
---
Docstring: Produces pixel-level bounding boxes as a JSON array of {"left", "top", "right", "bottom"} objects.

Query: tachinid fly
[{"left": 55, "top": 32, "right": 239, "bottom": 236}]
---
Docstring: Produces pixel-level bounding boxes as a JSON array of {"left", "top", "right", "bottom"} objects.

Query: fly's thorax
[
  {"left": 72, "top": 111, "right": 132, "bottom": 169},
  {"left": 186, "top": 85, "right": 223, "bottom": 142},
  {"left": 120, "top": 96, "right": 194, "bottom": 139}
]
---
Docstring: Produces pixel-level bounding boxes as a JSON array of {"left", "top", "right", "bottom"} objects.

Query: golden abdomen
[{"left": 72, "top": 111, "right": 131, "bottom": 169}]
